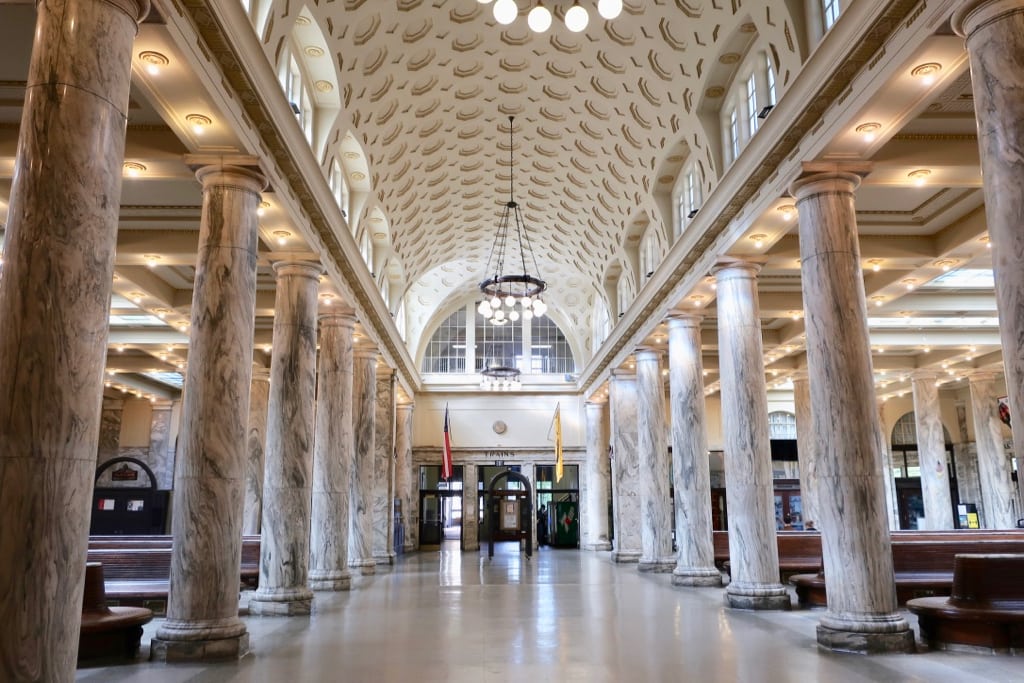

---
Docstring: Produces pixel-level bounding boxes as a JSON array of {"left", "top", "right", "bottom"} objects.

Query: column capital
[
  {"left": 107, "top": 0, "right": 152, "bottom": 24},
  {"left": 376, "top": 365, "right": 395, "bottom": 379},
  {"left": 150, "top": 399, "right": 174, "bottom": 410},
  {"left": 634, "top": 347, "right": 662, "bottom": 363},
  {"left": 272, "top": 259, "right": 323, "bottom": 281},
  {"left": 711, "top": 258, "right": 762, "bottom": 279},
  {"left": 789, "top": 169, "right": 864, "bottom": 203},
  {"left": 666, "top": 311, "right": 703, "bottom": 328},
  {"left": 910, "top": 369, "right": 940, "bottom": 383},
  {"left": 354, "top": 340, "right": 379, "bottom": 360},
  {"left": 585, "top": 399, "right": 608, "bottom": 409},
  {"left": 319, "top": 307, "right": 357, "bottom": 327},
  {"left": 396, "top": 399, "right": 414, "bottom": 410},
  {"left": 610, "top": 368, "right": 636, "bottom": 381},
  {"left": 967, "top": 369, "right": 999, "bottom": 384},
  {"left": 190, "top": 158, "right": 267, "bottom": 195},
  {"left": 952, "top": 0, "right": 1022, "bottom": 39}
]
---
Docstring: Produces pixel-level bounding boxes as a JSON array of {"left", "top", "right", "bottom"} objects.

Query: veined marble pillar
[
  {"left": 791, "top": 374, "right": 820, "bottom": 529},
  {"left": 461, "top": 462, "right": 479, "bottom": 551},
  {"left": 954, "top": 1, "right": 1024, "bottom": 505},
  {"left": 153, "top": 162, "right": 265, "bottom": 661},
  {"left": 713, "top": 261, "right": 789, "bottom": 610},
  {"left": 309, "top": 309, "right": 356, "bottom": 590},
  {"left": 373, "top": 370, "right": 396, "bottom": 564},
  {"left": 636, "top": 348, "right": 674, "bottom": 572},
  {"left": 0, "top": 1, "right": 149, "bottom": 676},
  {"left": 792, "top": 171, "right": 913, "bottom": 653},
  {"left": 396, "top": 401, "right": 416, "bottom": 552},
  {"left": 350, "top": 341, "right": 378, "bottom": 574},
  {"left": 583, "top": 401, "right": 612, "bottom": 551},
  {"left": 98, "top": 398, "right": 125, "bottom": 464},
  {"left": 242, "top": 365, "right": 270, "bottom": 535},
  {"left": 667, "top": 314, "right": 720, "bottom": 587},
  {"left": 149, "top": 400, "right": 174, "bottom": 491},
  {"left": 877, "top": 399, "right": 900, "bottom": 531},
  {"left": 968, "top": 372, "right": 1018, "bottom": 528},
  {"left": 911, "top": 371, "right": 954, "bottom": 530},
  {"left": 609, "top": 371, "right": 642, "bottom": 563},
  {"left": 250, "top": 261, "right": 323, "bottom": 616}
]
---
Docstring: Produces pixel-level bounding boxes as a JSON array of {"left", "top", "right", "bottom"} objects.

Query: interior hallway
[{"left": 76, "top": 546, "right": 1020, "bottom": 682}]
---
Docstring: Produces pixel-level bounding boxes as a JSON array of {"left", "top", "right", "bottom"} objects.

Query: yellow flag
[{"left": 554, "top": 403, "right": 563, "bottom": 483}]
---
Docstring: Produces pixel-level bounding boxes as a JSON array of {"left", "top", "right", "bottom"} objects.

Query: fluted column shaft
[
  {"left": 609, "top": 371, "right": 641, "bottom": 563},
  {"left": 350, "top": 342, "right": 378, "bottom": 574},
  {"left": 954, "top": 0, "right": 1024, "bottom": 505},
  {"left": 792, "top": 171, "right": 912, "bottom": 652},
  {"left": 153, "top": 163, "right": 265, "bottom": 661},
  {"left": 583, "top": 401, "right": 612, "bottom": 551},
  {"left": 0, "top": 1, "right": 149, "bottom": 677},
  {"left": 911, "top": 371, "right": 954, "bottom": 529},
  {"left": 968, "top": 372, "right": 1018, "bottom": 528},
  {"left": 714, "top": 262, "right": 789, "bottom": 610},
  {"left": 635, "top": 349, "right": 674, "bottom": 572},
  {"left": 242, "top": 365, "right": 270, "bottom": 535},
  {"left": 667, "top": 314, "right": 720, "bottom": 586},
  {"left": 395, "top": 402, "right": 415, "bottom": 552},
  {"left": 250, "top": 261, "right": 323, "bottom": 615},
  {"left": 791, "top": 375, "right": 819, "bottom": 529},
  {"left": 309, "top": 310, "right": 356, "bottom": 590},
  {"left": 373, "top": 371, "right": 396, "bottom": 564}
]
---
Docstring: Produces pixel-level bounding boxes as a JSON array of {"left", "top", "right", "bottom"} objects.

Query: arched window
[
  {"left": 328, "top": 159, "right": 351, "bottom": 219},
  {"left": 616, "top": 276, "right": 632, "bottom": 318},
  {"left": 822, "top": 0, "right": 842, "bottom": 32},
  {"left": 591, "top": 297, "right": 611, "bottom": 353},
  {"left": 639, "top": 229, "right": 659, "bottom": 280},
  {"left": 359, "top": 230, "right": 373, "bottom": 272},
  {"left": 719, "top": 48, "right": 778, "bottom": 168},
  {"left": 421, "top": 307, "right": 467, "bottom": 373},
  {"left": 676, "top": 164, "right": 702, "bottom": 237},
  {"left": 531, "top": 315, "right": 575, "bottom": 375},
  {"left": 768, "top": 411, "right": 797, "bottom": 439}
]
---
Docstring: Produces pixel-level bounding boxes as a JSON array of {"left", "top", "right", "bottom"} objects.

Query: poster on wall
[{"left": 998, "top": 396, "right": 1012, "bottom": 429}]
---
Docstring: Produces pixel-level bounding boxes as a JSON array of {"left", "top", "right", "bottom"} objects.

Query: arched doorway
[
  {"left": 486, "top": 470, "right": 533, "bottom": 559},
  {"left": 890, "top": 412, "right": 958, "bottom": 529}
]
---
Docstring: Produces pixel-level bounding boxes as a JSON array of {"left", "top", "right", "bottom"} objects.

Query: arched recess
[
  {"left": 602, "top": 261, "right": 624, "bottom": 320},
  {"left": 486, "top": 470, "right": 533, "bottom": 559},
  {"left": 590, "top": 289, "right": 612, "bottom": 355},
  {"left": 891, "top": 412, "right": 953, "bottom": 448},
  {"left": 338, "top": 131, "right": 372, "bottom": 231}
]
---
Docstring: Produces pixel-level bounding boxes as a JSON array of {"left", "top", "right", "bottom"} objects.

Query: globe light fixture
[
  {"left": 564, "top": 2, "right": 589, "bottom": 31},
  {"left": 528, "top": 3, "right": 553, "bottom": 31}
]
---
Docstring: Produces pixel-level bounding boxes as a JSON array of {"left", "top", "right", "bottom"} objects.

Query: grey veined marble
[
  {"left": 791, "top": 374, "right": 819, "bottom": 529},
  {"left": 791, "top": 171, "right": 912, "bottom": 654},
  {"left": 636, "top": 348, "right": 674, "bottom": 572},
  {"left": 154, "top": 162, "right": 265, "bottom": 662},
  {"left": 0, "top": 1, "right": 150, "bottom": 678},
  {"left": 954, "top": 0, "right": 1024, "bottom": 506},
  {"left": 911, "top": 371, "right": 954, "bottom": 530},
  {"left": 667, "top": 314, "right": 721, "bottom": 587},
  {"left": 243, "top": 365, "right": 270, "bottom": 535},
  {"left": 609, "top": 371, "right": 642, "bottom": 563},
  {"left": 350, "top": 341, "right": 379, "bottom": 574},
  {"left": 583, "top": 401, "right": 612, "bottom": 551},
  {"left": 395, "top": 401, "right": 416, "bottom": 553},
  {"left": 310, "top": 309, "right": 356, "bottom": 590},
  {"left": 968, "top": 372, "right": 1018, "bottom": 528},
  {"left": 373, "top": 371, "right": 396, "bottom": 564},
  {"left": 250, "top": 261, "right": 324, "bottom": 617},
  {"left": 713, "top": 261, "right": 789, "bottom": 611}
]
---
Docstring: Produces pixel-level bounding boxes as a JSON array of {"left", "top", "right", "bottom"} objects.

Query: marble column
[
  {"left": 954, "top": 0, "right": 1024, "bottom": 506},
  {"left": 0, "top": 1, "right": 150, "bottom": 676},
  {"left": 149, "top": 400, "right": 175, "bottom": 490},
  {"left": 461, "top": 461, "right": 479, "bottom": 551},
  {"left": 98, "top": 397, "right": 125, "bottom": 464},
  {"left": 609, "top": 370, "right": 642, "bottom": 563},
  {"left": 968, "top": 372, "right": 1018, "bottom": 528},
  {"left": 791, "top": 374, "right": 819, "bottom": 529},
  {"left": 583, "top": 401, "right": 612, "bottom": 551},
  {"left": 910, "top": 371, "right": 955, "bottom": 530},
  {"left": 877, "top": 399, "right": 900, "bottom": 531},
  {"left": 713, "top": 261, "right": 789, "bottom": 610},
  {"left": 792, "top": 171, "right": 913, "bottom": 652},
  {"left": 242, "top": 365, "right": 270, "bottom": 535},
  {"left": 250, "top": 260, "right": 323, "bottom": 616},
  {"left": 667, "top": 313, "right": 720, "bottom": 587},
  {"left": 395, "top": 401, "right": 416, "bottom": 552},
  {"left": 153, "top": 162, "right": 265, "bottom": 661},
  {"left": 350, "top": 340, "right": 378, "bottom": 574},
  {"left": 635, "top": 348, "right": 674, "bottom": 572},
  {"left": 373, "top": 370, "right": 396, "bottom": 564},
  {"left": 309, "top": 309, "right": 356, "bottom": 590}
]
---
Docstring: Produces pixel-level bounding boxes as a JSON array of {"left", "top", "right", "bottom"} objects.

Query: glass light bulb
[
  {"left": 493, "top": 0, "right": 518, "bottom": 25},
  {"left": 477, "top": 0, "right": 492, "bottom": 4},
  {"left": 504, "top": 294, "right": 516, "bottom": 307},
  {"left": 494, "top": 308, "right": 505, "bottom": 321},
  {"left": 598, "top": 0, "right": 623, "bottom": 20},
  {"left": 564, "top": 3, "right": 589, "bottom": 32},
  {"left": 532, "top": 299, "right": 547, "bottom": 316},
  {"left": 478, "top": 301, "right": 491, "bottom": 316},
  {"left": 490, "top": 295, "right": 501, "bottom": 309},
  {"left": 522, "top": 308, "right": 534, "bottom": 321},
  {"left": 521, "top": 296, "right": 532, "bottom": 308},
  {"left": 509, "top": 310, "right": 520, "bottom": 322},
  {"left": 527, "top": 4, "right": 552, "bottom": 32}
]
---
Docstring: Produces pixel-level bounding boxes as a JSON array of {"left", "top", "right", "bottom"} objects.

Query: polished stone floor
[{"left": 77, "top": 543, "right": 1021, "bottom": 682}]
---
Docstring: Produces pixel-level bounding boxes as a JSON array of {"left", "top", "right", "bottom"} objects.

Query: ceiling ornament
[{"left": 479, "top": 0, "right": 623, "bottom": 33}]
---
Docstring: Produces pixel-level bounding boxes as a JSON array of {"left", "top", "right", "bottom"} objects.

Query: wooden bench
[
  {"left": 79, "top": 562, "right": 153, "bottom": 662},
  {"left": 908, "top": 554, "right": 1024, "bottom": 652},
  {"left": 712, "top": 530, "right": 822, "bottom": 579},
  {"left": 789, "top": 533, "right": 1024, "bottom": 607}
]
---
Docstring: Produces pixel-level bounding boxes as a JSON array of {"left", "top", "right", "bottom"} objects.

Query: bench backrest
[
  {"left": 891, "top": 539, "right": 1024, "bottom": 574},
  {"left": 950, "top": 553, "right": 1024, "bottom": 606},
  {"left": 86, "top": 548, "right": 172, "bottom": 580}
]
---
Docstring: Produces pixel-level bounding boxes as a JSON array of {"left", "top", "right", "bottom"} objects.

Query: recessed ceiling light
[
  {"left": 186, "top": 113, "right": 213, "bottom": 135},
  {"left": 855, "top": 122, "right": 881, "bottom": 142},
  {"left": 123, "top": 161, "right": 147, "bottom": 177},
  {"left": 144, "top": 254, "right": 161, "bottom": 268},
  {"left": 867, "top": 258, "right": 883, "bottom": 272},
  {"left": 777, "top": 204, "right": 797, "bottom": 221},
  {"left": 911, "top": 62, "right": 942, "bottom": 86},
  {"left": 908, "top": 169, "right": 931, "bottom": 186},
  {"left": 749, "top": 233, "right": 767, "bottom": 248},
  {"left": 273, "top": 230, "right": 291, "bottom": 246},
  {"left": 138, "top": 50, "right": 169, "bottom": 75}
]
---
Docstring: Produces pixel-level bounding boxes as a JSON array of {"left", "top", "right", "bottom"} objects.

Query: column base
[
  {"left": 309, "top": 570, "right": 351, "bottom": 591},
  {"left": 349, "top": 559, "right": 377, "bottom": 575},
  {"left": 725, "top": 582, "right": 791, "bottom": 610},
  {"left": 403, "top": 543, "right": 415, "bottom": 553},
  {"left": 584, "top": 542, "right": 613, "bottom": 551},
  {"left": 611, "top": 550, "right": 641, "bottom": 563},
  {"left": 373, "top": 553, "right": 394, "bottom": 565},
  {"left": 672, "top": 567, "right": 723, "bottom": 587},
  {"left": 638, "top": 558, "right": 676, "bottom": 573},
  {"left": 150, "top": 633, "right": 249, "bottom": 662},
  {"left": 249, "top": 587, "right": 314, "bottom": 616},
  {"left": 817, "top": 625, "right": 916, "bottom": 654}
]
